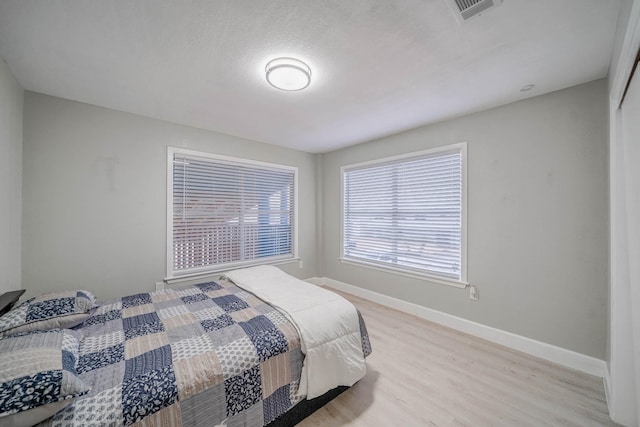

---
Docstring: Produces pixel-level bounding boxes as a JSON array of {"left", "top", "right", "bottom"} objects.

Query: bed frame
[{"left": 269, "top": 386, "right": 348, "bottom": 426}]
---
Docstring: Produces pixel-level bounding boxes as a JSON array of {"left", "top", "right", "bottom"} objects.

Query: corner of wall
[
  {"left": 0, "top": 55, "right": 24, "bottom": 293},
  {"left": 314, "top": 153, "right": 325, "bottom": 277}
]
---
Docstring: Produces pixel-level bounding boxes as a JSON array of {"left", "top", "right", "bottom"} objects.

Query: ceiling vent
[{"left": 447, "top": 0, "right": 503, "bottom": 22}]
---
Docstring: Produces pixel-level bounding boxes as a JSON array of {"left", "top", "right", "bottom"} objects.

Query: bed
[{"left": 0, "top": 266, "right": 372, "bottom": 427}]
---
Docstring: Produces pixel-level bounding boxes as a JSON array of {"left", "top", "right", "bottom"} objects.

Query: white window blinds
[
  {"left": 168, "top": 148, "right": 296, "bottom": 278},
  {"left": 342, "top": 144, "right": 466, "bottom": 282}
]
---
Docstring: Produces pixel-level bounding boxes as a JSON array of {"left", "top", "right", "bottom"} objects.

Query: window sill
[
  {"left": 165, "top": 257, "right": 300, "bottom": 285},
  {"left": 338, "top": 258, "right": 468, "bottom": 289}
]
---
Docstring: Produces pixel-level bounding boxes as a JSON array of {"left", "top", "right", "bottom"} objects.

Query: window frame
[
  {"left": 340, "top": 142, "right": 468, "bottom": 288},
  {"left": 166, "top": 147, "right": 298, "bottom": 280}
]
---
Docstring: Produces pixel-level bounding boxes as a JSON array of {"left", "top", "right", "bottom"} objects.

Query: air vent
[{"left": 447, "top": 0, "right": 502, "bottom": 22}]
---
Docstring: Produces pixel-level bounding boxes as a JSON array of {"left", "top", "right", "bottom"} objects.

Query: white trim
[
  {"left": 460, "top": 142, "right": 468, "bottom": 283},
  {"left": 166, "top": 147, "right": 174, "bottom": 279},
  {"left": 308, "top": 276, "right": 606, "bottom": 378},
  {"left": 338, "top": 258, "right": 468, "bottom": 288},
  {"left": 293, "top": 167, "right": 299, "bottom": 264},
  {"left": 165, "top": 257, "right": 299, "bottom": 284},
  {"left": 340, "top": 142, "right": 467, "bottom": 170},
  {"left": 604, "top": 365, "right": 612, "bottom": 413},
  {"left": 168, "top": 147, "right": 299, "bottom": 173}
]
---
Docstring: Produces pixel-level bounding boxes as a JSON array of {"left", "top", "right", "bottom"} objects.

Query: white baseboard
[
  {"left": 603, "top": 365, "right": 611, "bottom": 414},
  {"left": 307, "top": 276, "right": 606, "bottom": 378}
]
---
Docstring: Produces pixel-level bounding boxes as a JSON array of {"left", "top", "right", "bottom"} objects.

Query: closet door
[{"left": 619, "top": 47, "right": 640, "bottom": 424}]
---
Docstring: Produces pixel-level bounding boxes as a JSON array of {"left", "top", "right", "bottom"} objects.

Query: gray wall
[
  {"left": 320, "top": 79, "right": 609, "bottom": 359},
  {"left": 0, "top": 57, "right": 23, "bottom": 293},
  {"left": 21, "top": 81, "right": 609, "bottom": 359},
  {"left": 23, "top": 92, "right": 317, "bottom": 300}
]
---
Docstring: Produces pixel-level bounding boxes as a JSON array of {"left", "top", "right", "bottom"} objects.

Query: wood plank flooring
[{"left": 298, "top": 288, "right": 617, "bottom": 427}]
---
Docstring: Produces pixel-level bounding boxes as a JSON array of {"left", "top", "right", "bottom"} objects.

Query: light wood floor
[{"left": 298, "top": 288, "right": 617, "bottom": 427}]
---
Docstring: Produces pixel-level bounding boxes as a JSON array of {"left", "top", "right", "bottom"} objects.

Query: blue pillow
[
  {"left": 0, "top": 329, "right": 89, "bottom": 424},
  {"left": 0, "top": 290, "right": 96, "bottom": 336}
]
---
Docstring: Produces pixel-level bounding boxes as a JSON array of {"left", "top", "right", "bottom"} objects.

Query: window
[
  {"left": 341, "top": 143, "right": 467, "bottom": 285},
  {"left": 167, "top": 148, "right": 297, "bottom": 278}
]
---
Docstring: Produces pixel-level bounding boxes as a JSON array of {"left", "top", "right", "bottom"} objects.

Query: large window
[
  {"left": 167, "top": 148, "right": 297, "bottom": 278},
  {"left": 341, "top": 143, "right": 467, "bottom": 285}
]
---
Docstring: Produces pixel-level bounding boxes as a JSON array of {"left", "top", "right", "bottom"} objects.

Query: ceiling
[{"left": 0, "top": 0, "right": 621, "bottom": 153}]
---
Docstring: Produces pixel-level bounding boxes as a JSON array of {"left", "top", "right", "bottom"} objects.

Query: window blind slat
[
  {"left": 343, "top": 146, "right": 464, "bottom": 281},
  {"left": 170, "top": 150, "right": 296, "bottom": 277}
]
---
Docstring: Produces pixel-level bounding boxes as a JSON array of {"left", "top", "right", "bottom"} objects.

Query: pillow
[
  {"left": 0, "top": 290, "right": 96, "bottom": 336},
  {"left": 2, "top": 400, "right": 72, "bottom": 427},
  {"left": 0, "top": 329, "right": 89, "bottom": 425}
]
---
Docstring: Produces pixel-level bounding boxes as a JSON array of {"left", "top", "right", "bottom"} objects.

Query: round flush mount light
[
  {"left": 520, "top": 84, "right": 535, "bottom": 92},
  {"left": 265, "top": 57, "right": 311, "bottom": 91}
]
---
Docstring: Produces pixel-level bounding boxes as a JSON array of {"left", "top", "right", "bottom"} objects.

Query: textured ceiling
[{"left": 0, "top": 0, "right": 621, "bottom": 153}]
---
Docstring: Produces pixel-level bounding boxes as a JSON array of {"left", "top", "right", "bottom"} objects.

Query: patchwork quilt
[{"left": 38, "top": 279, "right": 371, "bottom": 427}]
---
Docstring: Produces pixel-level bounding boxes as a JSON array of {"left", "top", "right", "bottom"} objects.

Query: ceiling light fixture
[
  {"left": 265, "top": 57, "right": 311, "bottom": 91},
  {"left": 520, "top": 84, "right": 535, "bottom": 92}
]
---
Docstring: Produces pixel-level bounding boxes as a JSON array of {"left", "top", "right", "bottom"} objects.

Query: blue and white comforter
[{"left": 39, "top": 278, "right": 371, "bottom": 426}]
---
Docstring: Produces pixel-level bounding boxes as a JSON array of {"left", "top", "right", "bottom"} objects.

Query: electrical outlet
[
  {"left": 298, "top": 260, "right": 304, "bottom": 269},
  {"left": 469, "top": 285, "right": 479, "bottom": 301},
  {"left": 155, "top": 282, "right": 165, "bottom": 292}
]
